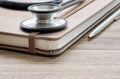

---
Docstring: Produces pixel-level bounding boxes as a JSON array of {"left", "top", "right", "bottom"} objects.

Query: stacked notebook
[{"left": 0, "top": 0, "right": 120, "bottom": 56}]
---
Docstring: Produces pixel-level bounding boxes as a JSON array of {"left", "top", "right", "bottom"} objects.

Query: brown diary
[{"left": 1, "top": 0, "right": 119, "bottom": 56}]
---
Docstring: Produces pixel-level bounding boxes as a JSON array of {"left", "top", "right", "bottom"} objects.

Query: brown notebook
[{"left": 0, "top": 0, "right": 119, "bottom": 56}]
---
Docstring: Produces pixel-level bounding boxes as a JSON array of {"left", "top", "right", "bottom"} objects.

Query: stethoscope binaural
[{"left": 20, "top": 0, "right": 84, "bottom": 33}]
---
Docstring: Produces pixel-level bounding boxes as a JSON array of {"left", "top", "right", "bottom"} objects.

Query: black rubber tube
[{"left": 0, "top": 0, "right": 62, "bottom": 10}]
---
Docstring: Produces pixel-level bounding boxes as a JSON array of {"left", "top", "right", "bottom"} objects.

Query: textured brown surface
[{"left": 0, "top": 19, "right": 120, "bottom": 79}]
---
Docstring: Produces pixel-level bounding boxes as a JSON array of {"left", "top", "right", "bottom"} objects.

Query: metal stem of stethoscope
[{"left": 20, "top": 0, "right": 85, "bottom": 33}]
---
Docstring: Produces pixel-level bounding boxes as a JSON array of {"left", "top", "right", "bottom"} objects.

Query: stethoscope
[
  {"left": 0, "top": 0, "right": 62, "bottom": 10},
  {"left": 20, "top": 0, "right": 84, "bottom": 33}
]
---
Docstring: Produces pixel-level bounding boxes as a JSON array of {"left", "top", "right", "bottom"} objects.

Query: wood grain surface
[{"left": 0, "top": 19, "right": 120, "bottom": 79}]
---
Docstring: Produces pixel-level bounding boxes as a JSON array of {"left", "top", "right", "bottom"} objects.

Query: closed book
[{"left": 0, "top": 0, "right": 119, "bottom": 56}]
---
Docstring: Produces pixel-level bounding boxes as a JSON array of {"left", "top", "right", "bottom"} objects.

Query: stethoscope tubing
[{"left": 0, "top": 0, "right": 62, "bottom": 10}]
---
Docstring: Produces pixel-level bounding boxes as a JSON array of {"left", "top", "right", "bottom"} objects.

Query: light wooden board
[{"left": 0, "top": 18, "right": 120, "bottom": 79}]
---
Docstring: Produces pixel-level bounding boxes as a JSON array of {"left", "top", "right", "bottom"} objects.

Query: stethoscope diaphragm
[{"left": 20, "top": 17, "right": 67, "bottom": 33}]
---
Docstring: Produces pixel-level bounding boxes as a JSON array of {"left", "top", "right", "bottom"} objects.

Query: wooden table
[{"left": 0, "top": 18, "right": 120, "bottom": 79}]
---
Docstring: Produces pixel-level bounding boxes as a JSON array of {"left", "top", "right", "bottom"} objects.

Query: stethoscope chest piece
[
  {"left": 20, "top": 0, "right": 84, "bottom": 33},
  {"left": 21, "top": 17, "right": 67, "bottom": 32}
]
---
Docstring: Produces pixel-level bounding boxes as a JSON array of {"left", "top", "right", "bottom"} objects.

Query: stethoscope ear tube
[{"left": 0, "top": 0, "right": 63, "bottom": 10}]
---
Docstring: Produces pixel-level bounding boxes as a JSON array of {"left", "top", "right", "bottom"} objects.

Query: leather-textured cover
[{"left": 0, "top": 0, "right": 108, "bottom": 40}]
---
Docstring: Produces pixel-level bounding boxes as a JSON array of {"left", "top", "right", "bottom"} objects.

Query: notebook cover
[{"left": 0, "top": 0, "right": 113, "bottom": 40}]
